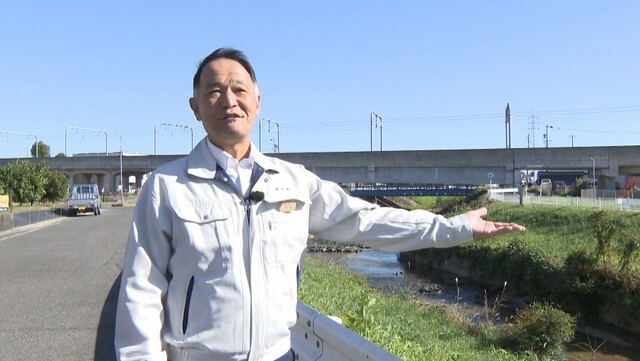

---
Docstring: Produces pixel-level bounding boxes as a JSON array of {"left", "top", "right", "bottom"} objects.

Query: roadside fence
[
  {"left": 488, "top": 189, "right": 640, "bottom": 211},
  {"left": 523, "top": 194, "right": 640, "bottom": 211},
  {"left": 10, "top": 206, "right": 66, "bottom": 228}
]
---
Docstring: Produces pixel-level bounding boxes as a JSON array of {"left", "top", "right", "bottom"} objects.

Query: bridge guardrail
[{"left": 292, "top": 302, "right": 401, "bottom": 361}]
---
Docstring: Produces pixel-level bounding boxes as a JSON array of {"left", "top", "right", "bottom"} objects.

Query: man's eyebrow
[
  {"left": 203, "top": 81, "right": 224, "bottom": 89},
  {"left": 204, "top": 79, "right": 249, "bottom": 88}
]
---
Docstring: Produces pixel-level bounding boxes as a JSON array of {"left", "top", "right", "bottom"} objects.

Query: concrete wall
[{"left": 0, "top": 214, "right": 12, "bottom": 232}]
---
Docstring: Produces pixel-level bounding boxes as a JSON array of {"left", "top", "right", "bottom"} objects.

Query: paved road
[{"left": 0, "top": 206, "right": 133, "bottom": 361}]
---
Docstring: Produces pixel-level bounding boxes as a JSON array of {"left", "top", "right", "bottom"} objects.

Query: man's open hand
[{"left": 466, "top": 207, "right": 526, "bottom": 240}]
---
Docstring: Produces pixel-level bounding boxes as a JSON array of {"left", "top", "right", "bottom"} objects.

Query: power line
[
  {"left": 280, "top": 105, "right": 640, "bottom": 129},
  {"left": 554, "top": 126, "right": 640, "bottom": 135}
]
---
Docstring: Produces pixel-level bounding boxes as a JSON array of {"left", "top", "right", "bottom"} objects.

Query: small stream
[{"left": 308, "top": 250, "right": 639, "bottom": 361}]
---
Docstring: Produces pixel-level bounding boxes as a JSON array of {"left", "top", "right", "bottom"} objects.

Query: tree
[
  {"left": 0, "top": 160, "right": 48, "bottom": 205},
  {"left": 42, "top": 170, "right": 69, "bottom": 203},
  {"left": 0, "top": 171, "right": 6, "bottom": 195},
  {"left": 54, "top": 152, "right": 66, "bottom": 158},
  {"left": 30, "top": 141, "right": 50, "bottom": 158}
]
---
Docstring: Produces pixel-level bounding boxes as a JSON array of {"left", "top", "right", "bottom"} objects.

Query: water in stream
[{"left": 308, "top": 250, "right": 639, "bottom": 361}]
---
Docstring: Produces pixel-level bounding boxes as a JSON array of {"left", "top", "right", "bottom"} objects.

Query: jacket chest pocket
[
  {"left": 261, "top": 190, "right": 310, "bottom": 265},
  {"left": 173, "top": 200, "right": 235, "bottom": 272}
]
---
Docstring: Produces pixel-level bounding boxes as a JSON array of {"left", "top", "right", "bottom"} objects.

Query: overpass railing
[
  {"left": 344, "top": 183, "right": 479, "bottom": 197},
  {"left": 292, "top": 302, "right": 401, "bottom": 361}
]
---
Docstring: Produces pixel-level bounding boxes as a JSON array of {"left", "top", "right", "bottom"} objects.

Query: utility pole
[
  {"left": 65, "top": 126, "right": 107, "bottom": 156},
  {"left": 119, "top": 134, "right": 124, "bottom": 206},
  {"left": 259, "top": 117, "right": 280, "bottom": 153},
  {"left": 153, "top": 122, "right": 193, "bottom": 155},
  {"left": 569, "top": 135, "right": 576, "bottom": 147},
  {"left": 590, "top": 157, "right": 596, "bottom": 196},
  {"left": 268, "top": 119, "right": 280, "bottom": 153},
  {"left": 0, "top": 130, "right": 38, "bottom": 158},
  {"left": 544, "top": 125, "right": 553, "bottom": 148},
  {"left": 370, "top": 111, "right": 383, "bottom": 151},
  {"left": 505, "top": 103, "right": 511, "bottom": 149}
]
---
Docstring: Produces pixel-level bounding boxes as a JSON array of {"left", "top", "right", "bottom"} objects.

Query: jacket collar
[{"left": 187, "top": 137, "right": 281, "bottom": 180}]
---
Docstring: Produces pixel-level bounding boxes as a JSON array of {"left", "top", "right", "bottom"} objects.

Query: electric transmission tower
[{"left": 528, "top": 111, "right": 539, "bottom": 148}]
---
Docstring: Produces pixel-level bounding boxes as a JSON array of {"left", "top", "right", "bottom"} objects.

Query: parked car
[
  {"left": 553, "top": 180, "right": 568, "bottom": 193},
  {"left": 540, "top": 178, "right": 552, "bottom": 196},
  {"left": 67, "top": 183, "right": 101, "bottom": 216}
]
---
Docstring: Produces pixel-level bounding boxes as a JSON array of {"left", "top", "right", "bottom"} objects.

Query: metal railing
[
  {"left": 523, "top": 194, "right": 640, "bottom": 211},
  {"left": 488, "top": 189, "right": 640, "bottom": 211}
]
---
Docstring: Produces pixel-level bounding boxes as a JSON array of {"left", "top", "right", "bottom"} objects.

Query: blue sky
[{"left": 1, "top": 1, "right": 638, "bottom": 157}]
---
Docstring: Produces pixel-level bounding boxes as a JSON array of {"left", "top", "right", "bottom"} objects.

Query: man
[{"left": 115, "top": 47, "right": 525, "bottom": 361}]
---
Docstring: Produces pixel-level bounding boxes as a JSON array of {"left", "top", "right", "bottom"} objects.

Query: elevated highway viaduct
[{"left": 1, "top": 145, "right": 639, "bottom": 193}]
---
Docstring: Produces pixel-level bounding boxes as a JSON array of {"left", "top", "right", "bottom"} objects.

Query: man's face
[{"left": 189, "top": 58, "right": 261, "bottom": 151}]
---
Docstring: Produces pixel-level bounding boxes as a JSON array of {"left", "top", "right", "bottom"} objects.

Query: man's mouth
[{"left": 220, "top": 114, "right": 242, "bottom": 121}]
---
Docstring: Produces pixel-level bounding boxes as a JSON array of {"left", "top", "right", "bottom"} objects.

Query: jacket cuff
[{"left": 444, "top": 213, "right": 474, "bottom": 246}]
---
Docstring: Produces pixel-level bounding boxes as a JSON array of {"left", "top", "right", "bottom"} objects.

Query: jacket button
[{"left": 203, "top": 215, "right": 209, "bottom": 220}]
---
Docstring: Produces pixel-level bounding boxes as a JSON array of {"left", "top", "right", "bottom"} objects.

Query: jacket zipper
[{"left": 182, "top": 276, "right": 195, "bottom": 334}]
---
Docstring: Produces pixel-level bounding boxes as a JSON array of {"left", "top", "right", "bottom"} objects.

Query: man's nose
[{"left": 219, "top": 89, "right": 238, "bottom": 108}]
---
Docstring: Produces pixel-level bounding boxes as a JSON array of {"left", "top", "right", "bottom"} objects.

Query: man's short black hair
[{"left": 192, "top": 48, "right": 257, "bottom": 94}]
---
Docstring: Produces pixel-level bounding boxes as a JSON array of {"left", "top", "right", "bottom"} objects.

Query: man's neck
[{"left": 210, "top": 138, "right": 251, "bottom": 160}]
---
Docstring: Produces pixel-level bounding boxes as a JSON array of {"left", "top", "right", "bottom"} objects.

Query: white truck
[
  {"left": 67, "top": 183, "right": 102, "bottom": 216},
  {"left": 540, "top": 178, "right": 552, "bottom": 196}
]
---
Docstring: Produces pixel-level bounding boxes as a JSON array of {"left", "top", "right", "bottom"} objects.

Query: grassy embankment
[
  {"left": 299, "top": 256, "right": 545, "bottom": 361},
  {"left": 402, "top": 196, "right": 640, "bottom": 342},
  {"left": 299, "top": 195, "right": 615, "bottom": 360}
]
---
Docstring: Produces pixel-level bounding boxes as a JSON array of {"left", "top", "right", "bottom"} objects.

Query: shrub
[
  {"left": 571, "top": 178, "right": 589, "bottom": 197},
  {"left": 502, "top": 302, "right": 575, "bottom": 360},
  {"left": 592, "top": 210, "right": 618, "bottom": 265}
]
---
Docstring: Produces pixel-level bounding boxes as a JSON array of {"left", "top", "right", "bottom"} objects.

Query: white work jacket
[{"left": 115, "top": 138, "right": 474, "bottom": 361}]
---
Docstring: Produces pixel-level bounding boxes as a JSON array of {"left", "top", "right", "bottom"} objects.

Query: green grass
[
  {"left": 482, "top": 203, "right": 640, "bottom": 272},
  {"left": 299, "top": 257, "right": 537, "bottom": 361},
  {"left": 407, "top": 196, "right": 439, "bottom": 210}
]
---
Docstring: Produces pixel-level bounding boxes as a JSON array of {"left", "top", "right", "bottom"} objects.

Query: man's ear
[
  {"left": 255, "top": 92, "right": 261, "bottom": 115},
  {"left": 189, "top": 97, "right": 201, "bottom": 120}
]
